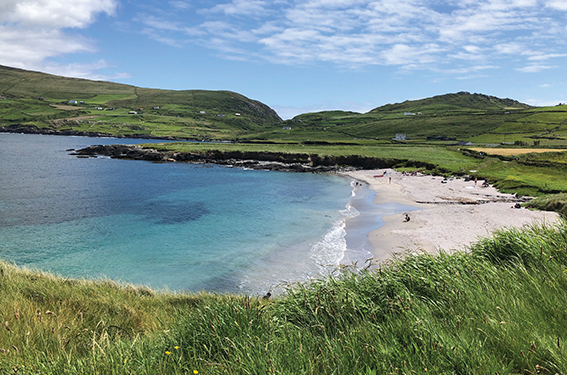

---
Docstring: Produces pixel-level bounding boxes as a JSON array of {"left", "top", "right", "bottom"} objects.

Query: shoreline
[{"left": 343, "top": 169, "right": 560, "bottom": 262}]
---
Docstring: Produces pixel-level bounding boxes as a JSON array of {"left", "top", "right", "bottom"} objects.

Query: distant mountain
[
  {"left": 0, "top": 65, "right": 282, "bottom": 135},
  {"left": 370, "top": 91, "right": 532, "bottom": 114}
]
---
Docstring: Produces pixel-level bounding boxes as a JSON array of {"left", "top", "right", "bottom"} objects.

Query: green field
[{"left": 2, "top": 221, "right": 567, "bottom": 374}]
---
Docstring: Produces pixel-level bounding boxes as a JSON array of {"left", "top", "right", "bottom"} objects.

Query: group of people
[{"left": 402, "top": 171, "right": 419, "bottom": 176}]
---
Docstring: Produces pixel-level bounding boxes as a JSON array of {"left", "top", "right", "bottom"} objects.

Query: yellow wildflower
[
  {"left": 174, "top": 346, "right": 179, "bottom": 350},
  {"left": 165, "top": 351, "right": 171, "bottom": 355}
]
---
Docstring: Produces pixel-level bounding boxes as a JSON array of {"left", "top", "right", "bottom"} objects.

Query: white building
[{"left": 393, "top": 133, "right": 407, "bottom": 141}]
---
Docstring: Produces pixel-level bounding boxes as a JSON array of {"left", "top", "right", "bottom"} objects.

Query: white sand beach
[{"left": 344, "top": 169, "right": 560, "bottom": 262}]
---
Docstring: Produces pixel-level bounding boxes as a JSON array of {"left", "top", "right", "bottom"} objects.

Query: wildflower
[
  {"left": 165, "top": 351, "right": 171, "bottom": 355},
  {"left": 124, "top": 358, "right": 128, "bottom": 365},
  {"left": 193, "top": 371, "right": 199, "bottom": 374},
  {"left": 174, "top": 346, "right": 179, "bottom": 350}
]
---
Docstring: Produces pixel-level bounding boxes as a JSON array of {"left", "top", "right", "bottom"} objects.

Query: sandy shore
[{"left": 344, "top": 169, "right": 560, "bottom": 262}]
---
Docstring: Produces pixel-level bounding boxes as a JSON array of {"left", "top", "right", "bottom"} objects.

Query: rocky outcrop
[{"left": 73, "top": 144, "right": 445, "bottom": 173}]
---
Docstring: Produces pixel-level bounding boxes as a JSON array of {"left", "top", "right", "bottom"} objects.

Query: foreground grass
[
  {"left": 2, "top": 221, "right": 567, "bottom": 374},
  {"left": 528, "top": 193, "right": 567, "bottom": 217}
]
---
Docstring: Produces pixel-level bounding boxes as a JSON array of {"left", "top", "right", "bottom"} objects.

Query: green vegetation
[
  {"left": 282, "top": 92, "right": 567, "bottom": 145},
  {"left": 2, "top": 221, "right": 567, "bottom": 373},
  {"left": 527, "top": 194, "right": 567, "bottom": 217},
  {"left": 4, "top": 66, "right": 567, "bottom": 144},
  {"left": 0, "top": 65, "right": 282, "bottom": 140}
]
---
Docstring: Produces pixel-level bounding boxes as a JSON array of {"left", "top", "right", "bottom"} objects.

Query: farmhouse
[{"left": 393, "top": 133, "right": 406, "bottom": 141}]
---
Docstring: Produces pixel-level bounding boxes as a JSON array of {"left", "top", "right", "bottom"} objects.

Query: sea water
[{"left": 0, "top": 133, "right": 385, "bottom": 295}]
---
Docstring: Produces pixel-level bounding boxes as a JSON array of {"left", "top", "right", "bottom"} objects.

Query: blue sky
[{"left": 1, "top": 0, "right": 566, "bottom": 119}]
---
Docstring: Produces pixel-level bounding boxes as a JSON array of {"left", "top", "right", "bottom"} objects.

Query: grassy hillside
[
  {"left": 0, "top": 65, "right": 282, "bottom": 140},
  {"left": 2, "top": 221, "right": 567, "bottom": 374},
  {"left": 4, "top": 65, "right": 567, "bottom": 144},
  {"left": 283, "top": 93, "right": 567, "bottom": 146},
  {"left": 370, "top": 91, "right": 532, "bottom": 113}
]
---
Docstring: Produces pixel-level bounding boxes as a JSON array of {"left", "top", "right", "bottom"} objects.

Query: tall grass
[
  {"left": 3, "top": 221, "right": 567, "bottom": 373},
  {"left": 527, "top": 194, "right": 567, "bottom": 217}
]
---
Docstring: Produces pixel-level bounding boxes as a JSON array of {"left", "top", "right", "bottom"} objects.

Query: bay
[{"left": 0, "top": 133, "right": 360, "bottom": 295}]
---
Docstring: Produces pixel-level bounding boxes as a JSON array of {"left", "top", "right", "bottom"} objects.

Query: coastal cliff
[{"left": 73, "top": 144, "right": 441, "bottom": 173}]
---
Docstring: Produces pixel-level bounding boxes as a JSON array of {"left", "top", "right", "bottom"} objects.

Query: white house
[{"left": 393, "top": 133, "right": 406, "bottom": 141}]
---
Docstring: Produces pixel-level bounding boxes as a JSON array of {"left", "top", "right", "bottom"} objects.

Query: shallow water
[
  {"left": 0, "top": 133, "right": 367, "bottom": 295},
  {"left": 0, "top": 133, "right": 417, "bottom": 295}
]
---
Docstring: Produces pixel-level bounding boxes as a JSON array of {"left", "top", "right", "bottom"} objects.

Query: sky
[{"left": 1, "top": 0, "right": 567, "bottom": 119}]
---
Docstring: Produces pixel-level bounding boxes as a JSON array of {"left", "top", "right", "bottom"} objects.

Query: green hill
[
  {"left": 0, "top": 65, "right": 282, "bottom": 140},
  {"left": 370, "top": 91, "right": 532, "bottom": 114},
  {"left": 279, "top": 93, "right": 567, "bottom": 145},
  {"left": 2, "top": 65, "right": 567, "bottom": 145}
]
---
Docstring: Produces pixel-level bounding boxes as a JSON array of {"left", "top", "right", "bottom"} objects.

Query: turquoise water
[{"left": 0, "top": 133, "right": 363, "bottom": 295}]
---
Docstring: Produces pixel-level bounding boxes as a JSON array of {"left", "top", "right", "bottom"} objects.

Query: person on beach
[{"left": 404, "top": 214, "right": 410, "bottom": 222}]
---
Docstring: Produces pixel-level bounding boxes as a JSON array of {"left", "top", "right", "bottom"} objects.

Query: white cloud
[
  {"left": 135, "top": 0, "right": 567, "bottom": 76},
  {"left": 494, "top": 42, "right": 529, "bottom": 55},
  {"left": 545, "top": 0, "right": 567, "bottom": 11},
  {"left": 169, "top": 1, "right": 192, "bottom": 10},
  {"left": 136, "top": 14, "right": 184, "bottom": 32},
  {"left": 381, "top": 43, "right": 443, "bottom": 66},
  {"left": 0, "top": 26, "right": 94, "bottom": 66},
  {"left": 528, "top": 53, "right": 567, "bottom": 61},
  {"left": 141, "top": 28, "right": 184, "bottom": 47},
  {"left": 207, "top": 0, "right": 268, "bottom": 16},
  {"left": 517, "top": 64, "right": 555, "bottom": 73},
  {"left": 0, "top": 0, "right": 116, "bottom": 28},
  {"left": 0, "top": 0, "right": 118, "bottom": 77},
  {"left": 42, "top": 60, "right": 132, "bottom": 81}
]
